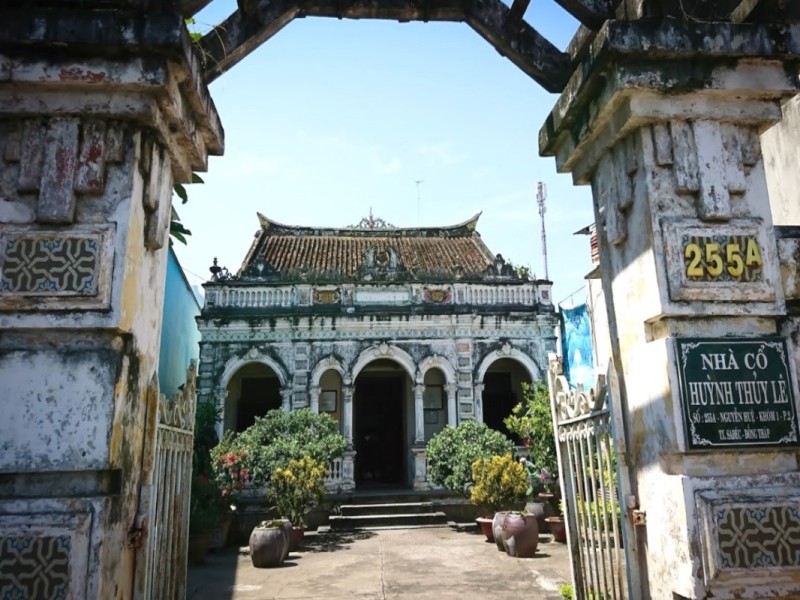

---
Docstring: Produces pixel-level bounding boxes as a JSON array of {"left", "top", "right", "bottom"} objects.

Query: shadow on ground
[{"left": 300, "top": 529, "right": 376, "bottom": 552}]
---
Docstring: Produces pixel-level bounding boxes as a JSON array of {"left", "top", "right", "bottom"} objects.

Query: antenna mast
[{"left": 537, "top": 181, "right": 549, "bottom": 280}]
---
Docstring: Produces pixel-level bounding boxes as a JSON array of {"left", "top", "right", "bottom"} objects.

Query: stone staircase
[{"left": 326, "top": 497, "right": 450, "bottom": 531}]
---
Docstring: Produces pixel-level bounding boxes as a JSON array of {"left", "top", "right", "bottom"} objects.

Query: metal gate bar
[{"left": 549, "top": 356, "right": 629, "bottom": 600}]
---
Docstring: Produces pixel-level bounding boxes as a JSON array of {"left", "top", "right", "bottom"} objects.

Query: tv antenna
[
  {"left": 537, "top": 181, "right": 549, "bottom": 281},
  {"left": 415, "top": 179, "right": 424, "bottom": 224}
]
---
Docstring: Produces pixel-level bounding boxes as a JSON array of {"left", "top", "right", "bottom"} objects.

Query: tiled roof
[{"left": 239, "top": 212, "right": 499, "bottom": 280}]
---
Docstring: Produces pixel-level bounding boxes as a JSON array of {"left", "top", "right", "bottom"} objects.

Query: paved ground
[{"left": 187, "top": 525, "right": 571, "bottom": 600}]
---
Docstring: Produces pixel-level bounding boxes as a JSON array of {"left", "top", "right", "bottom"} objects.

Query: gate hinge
[
  {"left": 628, "top": 495, "right": 646, "bottom": 526},
  {"left": 127, "top": 513, "right": 147, "bottom": 549}
]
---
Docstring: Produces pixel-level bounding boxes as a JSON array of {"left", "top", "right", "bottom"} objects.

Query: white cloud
[
  {"left": 419, "top": 141, "right": 466, "bottom": 166},
  {"left": 374, "top": 157, "right": 403, "bottom": 174}
]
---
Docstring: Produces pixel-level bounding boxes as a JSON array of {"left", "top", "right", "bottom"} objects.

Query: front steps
[{"left": 327, "top": 500, "right": 449, "bottom": 531}]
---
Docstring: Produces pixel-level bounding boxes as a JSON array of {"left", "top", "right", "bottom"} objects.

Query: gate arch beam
[{"left": 199, "top": 0, "right": 571, "bottom": 91}]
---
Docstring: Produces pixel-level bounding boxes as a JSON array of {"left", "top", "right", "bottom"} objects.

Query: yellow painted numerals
[{"left": 684, "top": 237, "right": 763, "bottom": 281}]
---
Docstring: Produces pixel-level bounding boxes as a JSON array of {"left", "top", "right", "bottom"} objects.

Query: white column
[
  {"left": 309, "top": 386, "right": 320, "bottom": 413},
  {"left": 414, "top": 383, "right": 425, "bottom": 444},
  {"left": 445, "top": 383, "right": 457, "bottom": 426},
  {"left": 342, "top": 385, "right": 354, "bottom": 448},
  {"left": 280, "top": 389, "right": 291, "bottom": 412},
  {"left": 474, "top": 383, "right": 485, "bottom": 423}
]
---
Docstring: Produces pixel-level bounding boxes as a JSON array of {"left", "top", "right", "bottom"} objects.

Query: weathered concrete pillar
[
  {"left": 342, "top": 384, "right": 354, "bottom": 448},
  {"left": 473, "top": 383, "right": 484, "bottom": 423},
  {"left": 445, "top": 383, "right": 458, "bottom": 426},
  {"left": 540, "top": 20, "right": 800, "bottom": 600},
  {"left": 0, "top": 7, "right": 222, "bottom": 599},
  {"left": 413, "top": 383, "right": 426, "bottom": 444},
  {"left": 309, "top": 385, "right": 321, "bottom": 413},
  {"left": 280, "top": 388, "right": 292, "bottom": 411}
]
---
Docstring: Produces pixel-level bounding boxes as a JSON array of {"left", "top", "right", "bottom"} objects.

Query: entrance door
[{"left": 354, "top": 376, "right": 404, "bottom": 486}]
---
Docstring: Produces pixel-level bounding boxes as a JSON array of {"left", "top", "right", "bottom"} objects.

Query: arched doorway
[
  {"left": 223, "top": 362, "right": 283, "bottom": 432},
  {"left": 353, "top": 358, "right": 411, "bottom": 487},
  {"left": 481, "top": 358, "right": 533, "bottom": 441}
]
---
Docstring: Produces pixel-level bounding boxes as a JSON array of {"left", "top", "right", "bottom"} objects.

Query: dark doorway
[
  {"left": 354, "top": 375, "right": 404, "bottom": 486},
  {"left": 237, "top": 377, "right": 281, "bottom": 432},
  {"left": 482, "top": 372, "right": 517, "bottom": 440}
]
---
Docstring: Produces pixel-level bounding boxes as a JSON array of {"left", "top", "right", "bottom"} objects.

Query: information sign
[{"left": 675, "top": 338, "right": 799, "bottom": 450}]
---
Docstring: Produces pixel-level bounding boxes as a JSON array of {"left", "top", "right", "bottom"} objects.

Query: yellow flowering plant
[
  {"left": 469, "top": 454, "right": 527, "bottom": 516},
  {"left": 267, "top": 457, "right": 327, "bottom": 526}
]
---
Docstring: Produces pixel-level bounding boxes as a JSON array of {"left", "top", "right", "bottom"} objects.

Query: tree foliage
[
  {"left": 426, "top": 420, "right": 514, "bottom": 494},
  {"left": 504, "top": 381, "right": 557, "bottom": 478}
]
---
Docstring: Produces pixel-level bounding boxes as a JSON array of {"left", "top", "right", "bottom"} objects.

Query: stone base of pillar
[
  {"left": 412, "top": 446, "right": 429, "bottom": 491},
  {"left": 341, "top": 450, "right": 356, "bottom": 493}
]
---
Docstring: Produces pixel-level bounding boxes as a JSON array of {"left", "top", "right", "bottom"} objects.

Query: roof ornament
[
  {"left": 350, "top": 207, "right": 396, "bottom": 230},
  {"left": 209, "top": 257, "right": 233, "bottom": 282}
]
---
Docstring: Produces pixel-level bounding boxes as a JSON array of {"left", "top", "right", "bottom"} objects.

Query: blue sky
[{"left": 174, "top": 0, "right": 595, "bottom": 306}]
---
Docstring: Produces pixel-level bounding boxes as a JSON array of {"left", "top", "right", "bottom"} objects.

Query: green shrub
[
  {"left": 504, "top": 381, "right": 557, "bottom": 480},
  {"left": 469, "top": 454, "right": 527, "bottom": 516},
  {"left": 559, "top": 583, "right": 574, "bottom": 599},
  {"left": 426, "top": 420, "right": 514, "bottom": 493},
  {"left": 227, "top": 408, "right": 346, "bottom": 487}
]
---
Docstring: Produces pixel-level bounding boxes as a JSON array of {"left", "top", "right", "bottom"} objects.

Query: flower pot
[
  {"left": 476, "top": 517, "right": 494, "bottom": 542},
  {"left": 491, "top": 512, "right": 509, "bottom": 551},
  {"left": 188, "top": 531, "right": 212, "bottom": 565},
  {"left": 500, "top": 512, "right": 538, "bottom": 558},
  {"left": 249, "top": 523, "right": 289, "bottom": 568},
  {"left": 545, "top": 516, "right": 567, "bottom": 543},
  {"left": 209, "top": 513, "right": 233, "bottom": 550},
  {"left": 525, "top": 496, "right": 556, "bottom": 533},
  {"left": 289, "top": 525, "right": 305, "bottom": 550}
]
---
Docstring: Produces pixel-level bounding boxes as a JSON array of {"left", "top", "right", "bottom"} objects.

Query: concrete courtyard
[{"left": 187, "top": 525, "right": 572, "bottom": 600}]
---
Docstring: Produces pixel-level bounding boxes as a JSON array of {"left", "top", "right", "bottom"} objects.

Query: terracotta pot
[
  {"left": 545, "top": 516, "right": 567, "bottom": 543},
  {"left": 289, "top": 525, "right": 305, "bottom": 550},
  {"left": 525, "top": 496, "right": 556, "bottom": 533},
  {"left": 188, "top": 531, "right": 212, "bottom": 565},
  {"left": 500, "top": 512, "right": 539, "bottom": 558},
  {"left": 491, "top": 512, "right": 509, "bottom": 551},
  {"left": 249, "top": 524, "right": 289, "bottom": 568},
  {"left": 476, "top": 517, "right": 494, "bottom": 542}
]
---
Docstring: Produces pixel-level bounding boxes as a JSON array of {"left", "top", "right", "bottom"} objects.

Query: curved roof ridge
[{"left": 255, "top": 211, "right": 482, "bottom": 234}]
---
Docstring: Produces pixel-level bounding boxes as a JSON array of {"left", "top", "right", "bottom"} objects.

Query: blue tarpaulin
[{"left": 560, "top": 303, "right": 594, "bottom": 389}]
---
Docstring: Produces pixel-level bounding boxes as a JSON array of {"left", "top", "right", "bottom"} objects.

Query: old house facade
[{"left": 196, "top": 212, "right": 557, "bottom": 491}]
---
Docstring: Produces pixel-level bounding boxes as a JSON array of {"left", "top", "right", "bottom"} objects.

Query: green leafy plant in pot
[
  {"left": 267, "top": 456, "right": 327, "bottom": 549},
  {"left": 469, "top": 454, "right": 527, "bottom": 546}
]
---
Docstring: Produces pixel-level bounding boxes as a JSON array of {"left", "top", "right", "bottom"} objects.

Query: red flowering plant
[{"left": 211, "top": 431, "right": 250, "bottom": 506}]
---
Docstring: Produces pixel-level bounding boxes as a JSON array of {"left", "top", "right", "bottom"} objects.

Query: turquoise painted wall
[{"left": 159, "top": 247, "right": 201, "bottom": 397}]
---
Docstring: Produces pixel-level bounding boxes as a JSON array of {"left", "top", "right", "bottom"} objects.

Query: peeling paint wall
[{"left": 762, "top": 94, "right": 800, "bottom": 226}]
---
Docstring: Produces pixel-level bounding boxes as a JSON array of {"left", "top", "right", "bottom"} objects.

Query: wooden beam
[
  {"left": 466, "top": 0, "right": 570, "bottom": 92},
  {"left": 552, "top": 0, "right": 613, "bottom": 30},
  {"left": 730, "top": 0, "right": 760, "bottom": 21}
]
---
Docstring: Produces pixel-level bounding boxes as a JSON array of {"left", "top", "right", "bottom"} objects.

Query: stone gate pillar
[
  {"left": 0, "top": 7, "right": 222, "bottom": 600},
  {"left": 540, "top": 21, "right": 800, "bottom": 600}
]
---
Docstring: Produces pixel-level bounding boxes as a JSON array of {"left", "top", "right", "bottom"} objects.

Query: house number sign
[
  {"left": 675, "top": 338, "right": 800, "bottom": 450},
  {"left": 683, "top": 235, "right": 763, "bottom": 282}
]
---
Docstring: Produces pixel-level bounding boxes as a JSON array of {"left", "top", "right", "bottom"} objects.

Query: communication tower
[{"left": 537, "top": 181, "right": 549, "bottom": 281}]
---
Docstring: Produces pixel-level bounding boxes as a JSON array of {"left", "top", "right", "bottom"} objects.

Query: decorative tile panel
[
  {"left": 0, "top": 225, "right": 114, "bottom": 311},
  {"left": 715, "top": 505, "right": 800, "bottom": 569},
  {"left": 0, "top": 535, "right": 71, "bottom": 599},
  {"left": 697, "top": 488, "right": 800, "bottom": 584},
  {"left": 0, "top": 507, "right": 92, "bottom": 600}
]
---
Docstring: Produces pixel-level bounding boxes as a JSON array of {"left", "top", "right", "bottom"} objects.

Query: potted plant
[
  {"left": 209, "top": 432, "right": 250, "bottom": 549},
  {"left": 188, "top": 475, "right": 225, "bottom": 564},
  {"left": 267, "top": 456, "right": 327, "bottom": 549},
  {"left": 545, "top": 499, "right": 567, "bottom": 543},
  {"left": 469, "top": 454, "right": 527, "bottom": 548},
  {"left": 215, "top": 409, "right": 346, "bottom": 542}
]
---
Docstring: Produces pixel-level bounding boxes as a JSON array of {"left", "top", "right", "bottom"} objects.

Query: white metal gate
[
  {"left": 548, "top": 355, "right": 640, "bottom": 600},
  {"left": 135, "top": 363, "right": 197, "bottom": 600}
]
